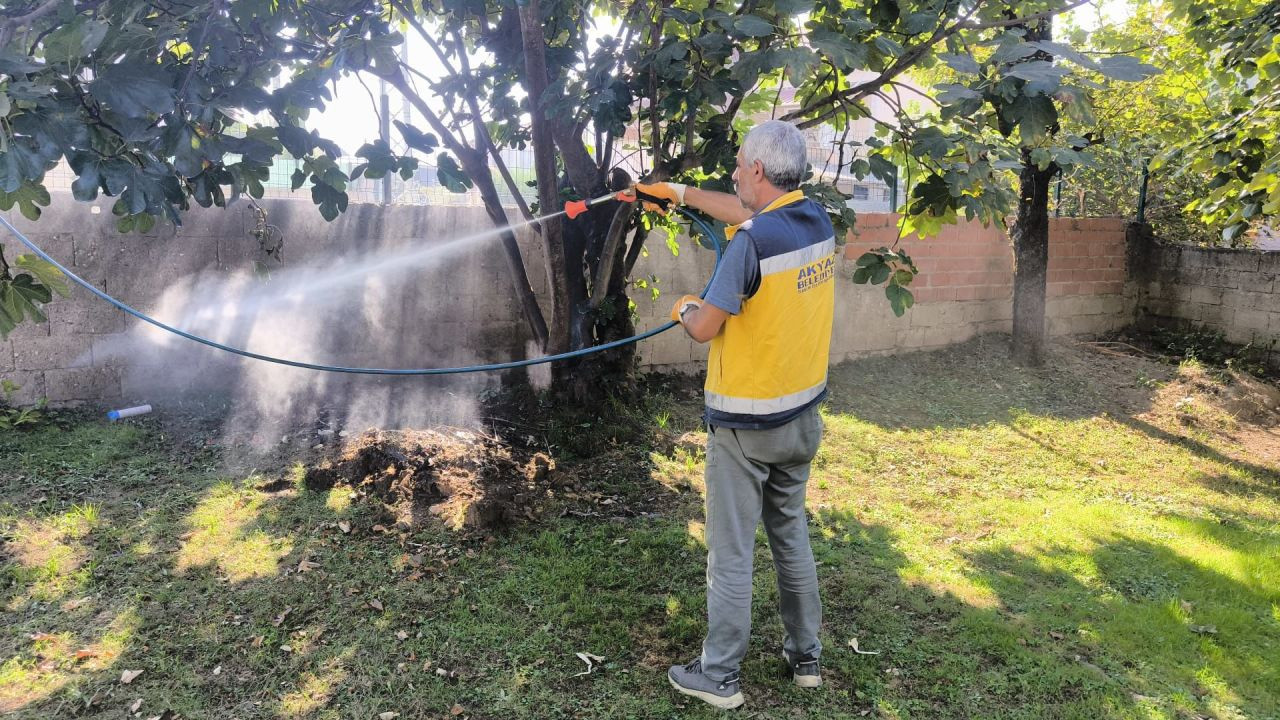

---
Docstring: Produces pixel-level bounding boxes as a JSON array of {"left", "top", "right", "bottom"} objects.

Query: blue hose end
[{"left": 106, "top": 410, "right": 121, "bottom": 421}]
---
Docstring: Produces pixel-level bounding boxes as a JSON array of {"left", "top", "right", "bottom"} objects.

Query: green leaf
[
  {"left": 776, "top": 0, "right": 815, "bottom": 15},
  {"left": 870, "top": 263, "right": 891, "bottom": 284},
  {"left": 734, "top": 15, "right": 776, "bottom": 38},
  {"left": 89, "top": 61, "right": 176, "bottom": 118},
  {"left": 1005, "top": 61, "right": 1070, "bottom": 91},
  {"left": 1096, "top": 56, "right": 1160, "bottom": 82},
  {"left": 910, "top": 127, "right": 951, "bottom": 160},
  {"left": 938, "top": 53, "right": 980, "bottom": 74},
  {"left": 885, "top": 283, "right": 914, "bottom": 317},
  {"left": 1001, "top": 94, "right": 1058, "bottom": 145},
  {"left": 394, "top": 120, "right": 438, "bottom": 155},
  {"left": 811, "top": 30, "right": 867, "bottom": 70},
  {"left": 1026, "top": 40, "right": 1100, "bottom": 71},
  {"left": 0, "top": 181, "right": 51, "bottom": 220},
  {"left": 311, "top": 181, "right": 348, "bottom": 222},
  {"left": 436, "top": 154, "right": 473, "bottom": 194},
  {"left": 852, "top": 266, "right": 873, "bottom": 284},
  {"left": 14, "top": 255, "right": 69, "bottom": 297}
]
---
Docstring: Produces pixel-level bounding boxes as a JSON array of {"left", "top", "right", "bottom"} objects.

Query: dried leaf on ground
[
  {"left": 129, "top": 698, "right": 143, "bottom": 712},
  {"left": 396, "top": 630, "right": 409, "bottom": 641},
  {"left": 451, "top": 704, "right": 465, "bottom": 715},
  {"left": 120, "top": 669, "right": 143, "bottom": 684},
  {"left": 273, "top": 607, "right": 293, "bottom": 627},
  {"left": 368, "top": 599, "right": 384, "bottom": 611},
  {"left": 74, "top": 648, "right": 98, "bottom": 661},
  {"left": 378, "top": 713, "right": 400, "bottom": 720},
  {"left": 572, "top": 651, "right": 606, "bottom": 677},
  {"left": 848, "top": 637, "right": 880, "bottom": 655},
  {"left": 297, "top": 558, "right": 320, "bottom": 573},
  {"left": 338, "top": 521, "right": 351, "bottom": 534},
  {"left": 1189, "top": 624, "right": 1218, "bottom": 635}
]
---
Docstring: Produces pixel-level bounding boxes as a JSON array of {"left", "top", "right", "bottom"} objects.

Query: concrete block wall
[
  {"left": 4, "top": 195, "right": 1140, "bottom": 405},
  {"left": 1132, "top": 239, "right": 1280, "bottom": 369},
  {"left": 2, "top": 195, "right": 536, "bottom": 412}
]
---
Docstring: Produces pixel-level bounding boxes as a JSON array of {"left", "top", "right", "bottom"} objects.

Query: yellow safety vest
[{"left": 705, "top": 190, "right": 837, "bottom": 426}]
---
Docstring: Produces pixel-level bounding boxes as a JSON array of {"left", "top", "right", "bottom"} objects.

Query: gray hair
[{"left": 741, "top": 120, "right": 807, "bottom": 191}]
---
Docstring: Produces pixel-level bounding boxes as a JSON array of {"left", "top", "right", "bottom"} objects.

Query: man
[{"left": 635, "top": 119, "right": 836, "bottom": 710}]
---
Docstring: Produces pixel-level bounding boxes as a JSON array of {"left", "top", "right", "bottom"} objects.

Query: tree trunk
[
  {"left": 1011, "top": 149, "right": 1058, "bottom": 367},
  {"left": 519, "top": 0, "right": 572, "bottom": 357}
]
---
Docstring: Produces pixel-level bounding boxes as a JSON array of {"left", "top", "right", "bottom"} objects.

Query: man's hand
[
  {"left": 670, "top": 294, "right": 703, "bottom": 323},
  {"left": 635, "top": 182, "right": 686, "bottom": 213}
]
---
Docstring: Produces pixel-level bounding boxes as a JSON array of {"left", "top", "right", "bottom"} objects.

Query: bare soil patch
[{"left": 303, "top": 428, "right": 558, "bottom": 531}]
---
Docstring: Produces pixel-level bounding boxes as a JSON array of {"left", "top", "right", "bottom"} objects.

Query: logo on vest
[{"left": 796, "top": 254, "right": 835, "bottom": 292}]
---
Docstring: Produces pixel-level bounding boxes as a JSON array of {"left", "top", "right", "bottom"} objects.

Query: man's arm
[
  {"left": 679, "top": 302, "right": 730, "bottom": 343},
  {"left": 633, "top": 182, "right": 752, "bottom": 226},
  {"left": 683, "top": 187, "right": 753, "bottom": 226}
]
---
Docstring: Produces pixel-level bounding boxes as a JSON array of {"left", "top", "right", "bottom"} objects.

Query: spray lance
[{"left": 563, "top": 187, "right": 671, "bottom": 220}]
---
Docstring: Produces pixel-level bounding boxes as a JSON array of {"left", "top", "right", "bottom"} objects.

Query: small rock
[
  {"left": 312, "top": 444, "right": 324, "bottom": 450},
  {"left": 339, "top": 430, "right": 350, "bottom": 438}
]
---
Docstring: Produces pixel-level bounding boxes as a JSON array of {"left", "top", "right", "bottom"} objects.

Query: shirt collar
[{"left": 725, "top": 189, "right": 806, "bottom": 240}]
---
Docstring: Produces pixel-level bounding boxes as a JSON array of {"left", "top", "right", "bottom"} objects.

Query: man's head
[{"left": 732, "top": 120, "right": 807, "bottom": 211}]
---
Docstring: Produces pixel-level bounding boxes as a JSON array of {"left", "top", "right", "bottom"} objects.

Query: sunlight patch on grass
[
  {"left": 176, "top": 482, "right": 291, "bottom": 582},
  {"left": 278, "top": 666, "right": 348, "bottom": 717},
  {"left": 3, "top": 504, "right": 102, "bottom": 605},
  {"left": 0, "top": 605, "right": 139, "bottom": 714},
  {"left": 685, "top": 519, "right": 704, "bottom": 545},
  {"left": 325, "top": 486, "right": 353, "bottom": 512}
]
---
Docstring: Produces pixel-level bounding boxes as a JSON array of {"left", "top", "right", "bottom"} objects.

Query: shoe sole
[
  {"left": 782, "top": 652, "right": 823, "bottom": 688},
  {"left": 668, "top": 674, "right": 745, "bottom": 709}
]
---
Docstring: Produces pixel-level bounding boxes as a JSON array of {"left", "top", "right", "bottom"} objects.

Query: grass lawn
[{"left": 1, "top": 337, "right": 1277, "bottom": 719}]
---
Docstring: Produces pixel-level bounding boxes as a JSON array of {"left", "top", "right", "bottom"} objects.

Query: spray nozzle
[{"left": 563, "top": 187, "right": 672, "bottom": 220}]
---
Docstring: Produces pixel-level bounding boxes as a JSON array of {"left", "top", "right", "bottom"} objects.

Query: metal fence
[{"left": 38, "top": 141, "right": 899, "bottom": 213}]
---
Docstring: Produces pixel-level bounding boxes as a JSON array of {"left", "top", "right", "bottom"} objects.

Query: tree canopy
[{"left": 1, "top": 0, "right": 1264, "bottom": 364}]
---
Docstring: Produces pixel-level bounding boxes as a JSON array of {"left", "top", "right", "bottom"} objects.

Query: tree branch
[
  {"left": 783, "top": 0, "right": 1090, "bottom": 130},
  {"left": 0, "top": 0, "right": 61, "bottom": 49}
]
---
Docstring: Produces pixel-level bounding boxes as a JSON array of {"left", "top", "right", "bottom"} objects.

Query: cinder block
[
  {"left": 13, "top": 333, "right": 94, "bottom": 371},
  {"left": 1189, "top": 286, "right": 1224, "bottom": 306},
  {"left": 0, "top": 370, "right": 45, "bottom": 406},
  {"left": 638, "top": 334, "right": 697, "bottom": 368},
  {"left": 1197, "top": 303, "right": 1235, "bottom": 326},
  {"left": 44, "top": 366, "right": 121, "bottom": 404},
  {"left": 1235, "top": 272, "right": 1275, "bottom": 294},
  {"left": 48, "top": 292, "right": 128, "bottom": 335}
]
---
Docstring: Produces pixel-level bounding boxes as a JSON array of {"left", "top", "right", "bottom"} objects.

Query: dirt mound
[
  {"left": 304, "top": 429, "right": 556, "bottom": 531},
  {"left": 1151, "top": 364, "right": 1280, "bottom": 430}
]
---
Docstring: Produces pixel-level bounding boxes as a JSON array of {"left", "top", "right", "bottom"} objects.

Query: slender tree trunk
[
  {"left": 1011, "top": 153, "right": 1059, "bottom": 367},
  {"left": 1010, "top": 16, "right": 1059, "bottom": 368},
  {"left": 518, "top": 0, "right": 572, "bottom": 357}
]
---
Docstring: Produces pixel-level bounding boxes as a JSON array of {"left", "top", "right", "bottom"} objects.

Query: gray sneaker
[
  {"left": 668, "top": 658, "right": 745, "bottom": 709},
  {"left": 782, "top": 650, "right": 822, "bottom": 687}
]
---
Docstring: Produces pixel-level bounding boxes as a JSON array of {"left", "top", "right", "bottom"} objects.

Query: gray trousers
[{"left": 700, "top": 405, "right": 824, "bottom": 681}]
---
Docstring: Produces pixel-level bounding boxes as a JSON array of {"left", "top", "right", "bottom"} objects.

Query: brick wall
[
  {"left": 634, "top": 213, "right": 1135, "bottom": 370},
  {"left": 1131, "top": 237, "right": 1280, "bottom": 369}
]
